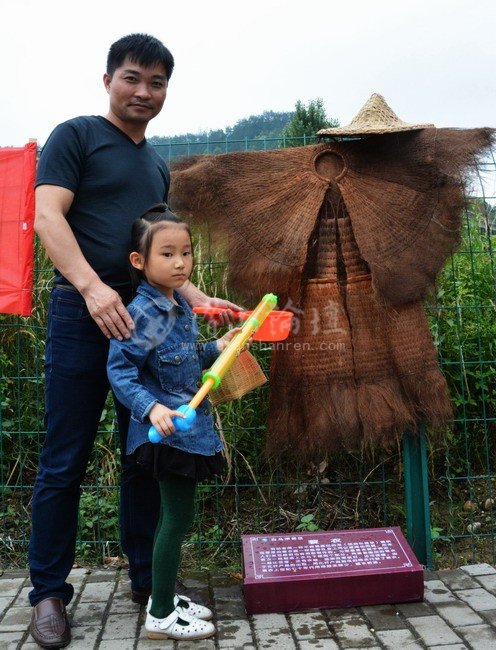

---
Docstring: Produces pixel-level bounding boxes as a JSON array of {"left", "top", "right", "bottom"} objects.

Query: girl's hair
[{"left": 129, "top": 203, "right": 192, "bottom": 289}]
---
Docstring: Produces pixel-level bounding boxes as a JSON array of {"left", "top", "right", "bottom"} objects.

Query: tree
[{"left": 281, "top": 98, "right": 338, "bottom": 146}]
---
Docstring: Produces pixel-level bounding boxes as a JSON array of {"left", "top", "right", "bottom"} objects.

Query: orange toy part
[{"left": 193, "top": 307, "right": 293, "bottom": 341}]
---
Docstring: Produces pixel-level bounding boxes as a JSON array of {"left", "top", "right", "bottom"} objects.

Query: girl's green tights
[{"left": 149, "top": 472, "right": 197, "bottom": 619}]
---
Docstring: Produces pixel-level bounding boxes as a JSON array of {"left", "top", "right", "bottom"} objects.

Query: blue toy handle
[
  {"left": 148, "top": 426, "right": 163, "bottom": 444},
  {"left": 148, "top": 404, "right": 197, "bottom": 443}
]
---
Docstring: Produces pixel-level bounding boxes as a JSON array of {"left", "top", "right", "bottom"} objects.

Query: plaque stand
[{"left": 403, "top": 424, "right": 432, "bottom": 568}]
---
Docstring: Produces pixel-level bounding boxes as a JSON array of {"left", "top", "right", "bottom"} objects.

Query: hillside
[{"left": 148, "top": 110, "right": 294, "bottom": 157}]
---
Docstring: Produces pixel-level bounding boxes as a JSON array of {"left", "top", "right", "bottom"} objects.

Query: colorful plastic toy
[
  {"left": 193, "top": 306, "right": 292, "bottom": 341},
  {"left": 148, "top": 293, "right": 278, "bottom": 443}
]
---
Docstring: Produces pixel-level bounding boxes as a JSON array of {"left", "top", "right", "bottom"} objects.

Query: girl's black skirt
[{"left": 134, "top": 442, "right": 225, "bottom": 481}]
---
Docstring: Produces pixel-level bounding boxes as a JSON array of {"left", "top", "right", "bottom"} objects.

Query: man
[{"left": 29, "top": 33, "right": 237, "bottom": 648}]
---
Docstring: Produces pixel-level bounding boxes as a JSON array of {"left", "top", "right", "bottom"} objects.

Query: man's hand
[
  {"left": 34, "top": 185, "right": 134, "bottom": 340},
  {"left": 203, "top": 297, "right": 244, "bottom": 327},
  {"left": 177, "top": 280, "right": 243, "bottom": 327},
  {"left": 80, "top": 280, "right": 134, "bottom": 340},
  {"left": 149, "top": 403, "right": 185, "bottom": 437}
]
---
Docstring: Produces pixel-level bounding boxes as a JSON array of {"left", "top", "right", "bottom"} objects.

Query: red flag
[{"left": 0, "top": 142, "right": 37, "bottom": 316}]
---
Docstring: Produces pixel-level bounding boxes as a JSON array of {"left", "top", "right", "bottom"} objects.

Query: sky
[{"left": 1, "top": 0, "right": 495, "bottom": 148}]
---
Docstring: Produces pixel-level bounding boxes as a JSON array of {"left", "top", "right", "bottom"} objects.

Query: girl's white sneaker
[
  {"left": 145, "top": 608, "right": 215, "bottom": 640},
  {"left": 146, "top": 594, "right": 213, "bottom": 621}
]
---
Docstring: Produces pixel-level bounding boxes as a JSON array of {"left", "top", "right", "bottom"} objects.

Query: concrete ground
[{"left": 2, "top": 564, "right": 496, "bottom": 649}]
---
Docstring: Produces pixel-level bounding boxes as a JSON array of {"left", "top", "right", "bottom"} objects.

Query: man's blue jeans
[{"left": 28, "top": 286, "right": 160, "bottom": 606}]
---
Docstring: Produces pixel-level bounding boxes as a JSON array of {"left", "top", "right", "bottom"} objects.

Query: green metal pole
[{"left": 403, "top": 423, "right": 433, "bottom": 567}]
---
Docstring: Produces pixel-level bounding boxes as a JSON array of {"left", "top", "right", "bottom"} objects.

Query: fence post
[{"left": 402, "top": 423, "right": 433, "bottom": 567}]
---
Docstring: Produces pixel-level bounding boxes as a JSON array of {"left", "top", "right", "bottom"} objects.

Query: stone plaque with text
[{"left": 242, "top": 526, "right": 424, "bottom": 614}]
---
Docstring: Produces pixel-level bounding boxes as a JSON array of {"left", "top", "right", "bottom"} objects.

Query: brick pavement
[{"left": 1, "top": 563, "right": 496, "bottom": 648}]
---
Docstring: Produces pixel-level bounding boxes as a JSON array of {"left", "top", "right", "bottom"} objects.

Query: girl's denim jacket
[{"left": 107, "top": 281, "right": 222, "bottom": 456}]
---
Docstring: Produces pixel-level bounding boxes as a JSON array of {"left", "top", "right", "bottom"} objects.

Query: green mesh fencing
[{"left": 0, "top": 136, "right": 494, "bottom": 571}]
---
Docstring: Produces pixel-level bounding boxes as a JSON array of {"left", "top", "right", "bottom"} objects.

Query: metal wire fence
[{"left": 0, "top": 136, "right": 494, "bottom": 571}]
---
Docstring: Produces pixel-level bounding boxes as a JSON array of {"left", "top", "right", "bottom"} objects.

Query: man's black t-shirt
[{"left": 36, "top": 115, "right": 170, "bottom": 288}]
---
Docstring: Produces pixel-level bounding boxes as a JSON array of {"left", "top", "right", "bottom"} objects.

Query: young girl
[{"left": 107, "top": 203, "right": 239, "bottom": 640}]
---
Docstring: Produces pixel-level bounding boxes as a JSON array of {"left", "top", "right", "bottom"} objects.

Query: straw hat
[{"left": 317, "top": 93, "right": 434, "bottom": 137}]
